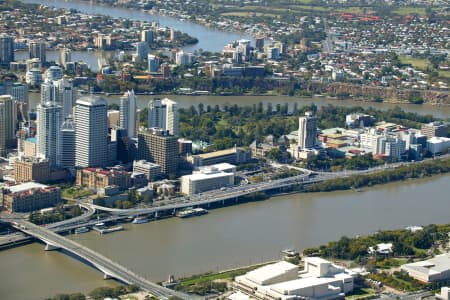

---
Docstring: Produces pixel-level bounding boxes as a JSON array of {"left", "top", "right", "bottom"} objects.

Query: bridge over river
[{"left": 5, "top": 219, "right": 197, "bottom": 300}]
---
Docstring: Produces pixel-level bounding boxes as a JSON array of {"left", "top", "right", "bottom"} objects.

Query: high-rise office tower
[
  {"left": 137, "top": 127, "right": 178, "bottom": 176},
  {"left": 298, "top": 111, "right": 317, "bottom": 149},
  {"left": 141, "top": 29, "right": 154, "bottom": 45},
  {"left": 37, "top": 102, "right": 63, "bottom": 167},
  {"left": 11, "top": 83, "right": 28, "bottom": 104},
  {"left": 54, "top": 78, "right": 74, "bottom": 118},
  {"left": 60, "top": 117, "right": 75, "bottom": 169},
  {"left": 41, "top": 79, "right": 74, "bottom": 118},
  {"left": 135, "top": 42, "right": 149, "bottom": 60},
  {"left": 119, "top": 90, "right": 136, "bottom": 138},
  {"left": 0, "top": 95, "right": 16, "bottom": 156},
  {"left": 147, "top": 98, "right": 179, "bottom": 136},
  {"left": 148, "top": 54, "right": 160, "bottom": 73},
  {"left": 0, "top": 33, "right": 14, "bottom": 66},
  {"left": 29, "top": 40, "right": 46, "bottom": 63},
  {"left": 40, "top": 80, "right": 57, "bottom": 104},
  {"left": 74, "top": 96, "right": 108, "bottom": 168}
]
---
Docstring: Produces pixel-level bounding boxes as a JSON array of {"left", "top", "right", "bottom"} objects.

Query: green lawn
[
  {"left": 180, "top": 262, "right": 273, "bottom": 286},
  {"left": 62, "top": 186, "right": 95, "bottom": 200},
  {"left": 346, "top": 287, "right": 377, "bottom": 300},
  {"left": 393, "top": 7, "right": 427, "bottom": 16},
  {"left": 438, "top": 70, "right": 450, "bottom": 79},
  {"left": 399, "top": 56, "right": 429, "bottom": 70}
]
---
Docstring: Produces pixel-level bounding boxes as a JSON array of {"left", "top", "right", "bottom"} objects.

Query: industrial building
[
  {"left": 234, "top": 258, "right": 354, "bottom": 300},
  {"left": 401, "top": 252, "right": 450, "bottom": 283}
]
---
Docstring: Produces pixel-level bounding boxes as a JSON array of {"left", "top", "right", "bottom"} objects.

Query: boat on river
[{"left": 132, "top": 216, "right": 150, "bottom": 224}]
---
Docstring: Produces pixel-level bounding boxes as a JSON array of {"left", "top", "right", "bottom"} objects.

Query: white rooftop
[
  {"left": 185, "top": 171, "right": 233, "bottom": 181},
  {"left": 246, "top": 261, "right": 298, "bottom": 285},
  {"left": 8, "top": 182, "right": 47, "bottom": 193},
  {"left": 269, "top": 276, "right": 341, "bottom": 294},
  {"left": 403, "top": 252, "right": 450, "bottom": 275}
]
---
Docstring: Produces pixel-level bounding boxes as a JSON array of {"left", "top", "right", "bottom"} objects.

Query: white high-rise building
[
  {"left": 147, "top": 98, "right": 179, "bottom": 136},
  {"left": 298, "top": 111, "right": 317, "bottom": 149},
  {"left": 54, "top": 78, "right": 74, "bottom": 118},
  {"left": 59, "top": 48, "right": 71, "bottom": 67},
  {"left": 37, "top": 102, "right": 63, "bottom": 167},
  {"left": 119, "top": 90, "right": 136, "bottom": 138},
  {"left": 41, "top": 79, "right": 58, "bottom": 104},
  {"left": 41, "top": 79, "right": 74, "bottom": 118},
  {"left": 74, "top": 96, "right": 108, "bottom": 168}
]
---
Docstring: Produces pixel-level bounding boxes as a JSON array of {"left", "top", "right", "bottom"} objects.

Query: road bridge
[{"left": 7, "top": 219, "right": 195, "bottom": 300}]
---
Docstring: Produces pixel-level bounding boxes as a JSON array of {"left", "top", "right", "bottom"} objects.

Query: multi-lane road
[{"left": 7, "top": 219, "right": 196, "bottom": 300}]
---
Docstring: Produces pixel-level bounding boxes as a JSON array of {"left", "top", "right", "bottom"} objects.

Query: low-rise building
[
  {"left": 180, "top": 165, "right": 235, "bottom": 195},
  {"left": 427, "top": 137, "right": 450, "bottom": 155},
  {"left": 401, "top": 252, "right": 450, "bottom": 283},
  {"left": 188, "top": 147, "right": 251, "bottom": 167},
  {"left": 2, "top": 182, "right": 61, "bottom": 212},
  {"left": 234, "top": 258, "right": 354, "bottom": 300},
  {"left": 436, "top": 287, "right": 450, "bottom": 300},
  {"left": 133, "top": 160, "right": 162, "bottom": 181},
  {"left": 76, "top": 168, "right": 131, "bottom": 191}
]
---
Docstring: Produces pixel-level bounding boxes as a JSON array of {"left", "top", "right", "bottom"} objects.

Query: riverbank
[
  {"left": 2, "top": 174, "right": 449, "bottom": 300},
  {"left": 306, "top": 156, "right": 450, "bottom": 193}
]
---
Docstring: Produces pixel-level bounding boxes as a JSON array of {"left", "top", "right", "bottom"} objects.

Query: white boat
[
  {"left": 74, "top": 227, "right": 89, "bottom": 234},
  {"left": 103, "top": 225, "right": 124, "bottom": 234},
  {"left": 281, "top": 249, "right": 299, "bottom": 257},
  {"left": 132, "top": 216, "right": 149, "bottom": 224}
]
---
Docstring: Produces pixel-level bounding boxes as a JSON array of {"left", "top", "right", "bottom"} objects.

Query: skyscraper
[
  {"left": 119, "top": 90, "right": 136, "bottom": 138},
  {"left": 0, "top": 33, "right": 14, "bottom": 66},
  {"left": 59, "top": 48, "right": 71, "bottom": 67},
  {"left": 135, "top": 42, "right": 149, "bottom": 60},
  {"left": 54, "top": 78, "right": 74, "bottom": 118},
  {"left": 60, "top": 118, "right": 75, "bottom": 169},
  {"left": 298, "top": 111, "right": 317, "bottom": 149},
  {"left": 148, "top": 54, "right": 160, "bottom": 73},
  {"left": 147, "top": 98, "right": 179, "bottom": 136},
  {"left": 74, "top": 96, "right": 108, "bottom": 168},
  {"left": 29, "top": 40, "right": 46, "bottom": 63},
  {"left": 40, "top": 80, "right": 57, "bottom": 104},
  {"left": 137, "top": 127, "right": 178, "bottom": 176},
  {"left": 37, "top": 102, "right": 63, "bottom": 167},
  {"left": 0, "top": 95, "right": 16, "bottom": 156},
  {"left": 41, "top": 79, "right": 74, "bottom": 118}
]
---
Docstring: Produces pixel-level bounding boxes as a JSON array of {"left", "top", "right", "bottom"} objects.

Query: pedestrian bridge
[{"left": 7, "top": 219, "right": 193, "bottom": 300}]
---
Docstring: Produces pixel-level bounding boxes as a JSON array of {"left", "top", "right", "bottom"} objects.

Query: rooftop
[
  {"left": 76, "top": 96, "right": 107, "bottom": 107},
  {"left": 246, "top": 261, "right": 298, "bottom": 285},
  {"left": 193, "top": 148, "right": 237, "bottom": 159},
  {"left": 402, "top": 252, "right": 450, "bottom": 275},
  {"left": 8, "top": 182, "right": 48, "bottom": 193}
]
